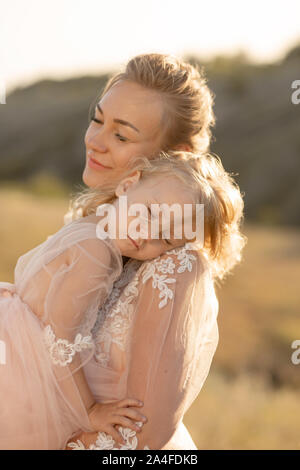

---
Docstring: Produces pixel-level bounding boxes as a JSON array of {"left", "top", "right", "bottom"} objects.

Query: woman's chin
[
  {"left": 82, "top": 170, "right": 91, "bottom": 187},
  {"left": 82, "top": 166, "right": 103, "bottom": 189}
]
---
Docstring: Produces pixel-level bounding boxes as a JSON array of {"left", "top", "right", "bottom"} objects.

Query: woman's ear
[{"left": 115, "top": 170, "right": 141, "bottom": 197}]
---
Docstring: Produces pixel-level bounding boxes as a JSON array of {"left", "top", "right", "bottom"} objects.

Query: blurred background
[{"left": 0, "top": 0, "right": 299, "bottom": 449}]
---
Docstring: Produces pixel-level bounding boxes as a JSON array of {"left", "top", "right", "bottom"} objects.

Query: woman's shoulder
[
  {"left": 123, "top": 244, "right": 212, "bottom": 310},
  {"left": 92, "top": 244, "right": 217, "bottom": 346},
  {"left": 138, "top": 243, "right": 210, "bottom": 281}
]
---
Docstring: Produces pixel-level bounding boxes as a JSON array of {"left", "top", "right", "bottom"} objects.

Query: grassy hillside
[
  {"left": 1, "top": 45, "right": 300, "bottom": 226},
  {"left": 184, "top": 371, "right": 300, "bottom": 449}
]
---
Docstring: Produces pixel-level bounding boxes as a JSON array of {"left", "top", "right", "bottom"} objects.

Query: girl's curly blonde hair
[{"left": 65, "top": 151, "right": 247, "bottom": 283}]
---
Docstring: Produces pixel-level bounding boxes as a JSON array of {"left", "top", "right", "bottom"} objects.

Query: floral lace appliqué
[
  {"left": 94, "top": 244, "right": 197, "bottom": 366},
  {"left": 140, "top": 245, "right": 197, "bottom": 308},
  {"left": 67, "top": 422, "right": 150, "bottom": 450},
  {"left": 43, "top": 324, "right": 94, "bottom": 366}
]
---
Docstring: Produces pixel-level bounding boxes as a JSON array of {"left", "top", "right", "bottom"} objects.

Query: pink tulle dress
[{"left": 0, "top": 214, "right": 123, "bottom": 449}]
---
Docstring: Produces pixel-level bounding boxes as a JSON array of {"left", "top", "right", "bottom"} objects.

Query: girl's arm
[{"left": 24, "top": 234, "right": 146, "bottom": 444}]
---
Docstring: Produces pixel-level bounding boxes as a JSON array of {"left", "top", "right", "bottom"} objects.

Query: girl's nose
[
  {"left": 129, "top": 216, "right": 150, "bottom": 249},
  {"left": 138, "top": 216, "right": 153, "bottom": 241}
]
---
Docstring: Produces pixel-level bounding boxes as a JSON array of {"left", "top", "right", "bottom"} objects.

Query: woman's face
[{"left": 83, "top": 80, "right": 165, "bottom": 188}]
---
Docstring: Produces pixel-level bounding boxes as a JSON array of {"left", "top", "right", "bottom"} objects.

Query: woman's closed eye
[
  {"left": 91, "top": 116, "right": 103, "bottom": 125},
  {"left": 115, "top": 133, "right": 128, "bottom": 142},
  {"left": 90, "top": 115, "right": 129, "bottom": 142}
]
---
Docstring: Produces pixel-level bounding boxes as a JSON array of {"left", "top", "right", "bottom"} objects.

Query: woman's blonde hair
[
  {"left": 66, "top": 151, "right": 247, "bottom": 283},
  {"left": 90, "top": 53, "right": 215, "bottom": 154}
]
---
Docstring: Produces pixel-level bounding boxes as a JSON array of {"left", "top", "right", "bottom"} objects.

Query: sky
[{"left": 1, "top": 0, "right": 300, "bottom": 92}]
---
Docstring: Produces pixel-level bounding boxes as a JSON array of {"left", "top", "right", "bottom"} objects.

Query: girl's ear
[
  {"left": 174, "top": 143, "right": 192, "bottom": 152},
  {"left": 115, "top": 170, "right": 141, "bottom": 197}
]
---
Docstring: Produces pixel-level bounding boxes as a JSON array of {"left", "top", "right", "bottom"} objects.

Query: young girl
[
  {"left": 0, "top": 150, "right": 246, "bottom": 450},
  {"left": 66, "top": 149, "right": 247, "bottom": 450}
]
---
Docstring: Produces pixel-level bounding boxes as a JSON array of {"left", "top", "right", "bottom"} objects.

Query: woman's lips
[{"left": 88, "top": 156, "right": 112, "bottom": 170}]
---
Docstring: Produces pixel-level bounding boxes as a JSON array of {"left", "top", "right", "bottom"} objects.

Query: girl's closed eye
[{"left": 147, "top": 205, "right": 172, "bottom": 246}]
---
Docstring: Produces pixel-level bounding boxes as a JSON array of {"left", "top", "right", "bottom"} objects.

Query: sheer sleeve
[
  {"left": 83, "top": 245, "right": 219, "bottom": 450},
  {"left": 18, "top": 216, "right": 123, "bottom": 381},
  {"left": 122, "top": 247, "right": 219, "bottom": 449},
  {"left": 43, "top": 239, "right": 123, "bottom": 378},
  {"left": 11, "top": 216, "right": 123, "bottom": 443}
]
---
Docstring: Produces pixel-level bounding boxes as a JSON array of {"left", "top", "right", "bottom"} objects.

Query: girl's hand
[{"left": 87, "top": 398, "right": 148, "bottom": 446}]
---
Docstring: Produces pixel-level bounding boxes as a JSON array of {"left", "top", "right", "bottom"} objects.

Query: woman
[{"left": 65, "top": 53, "right": 244, "bottom": 450}]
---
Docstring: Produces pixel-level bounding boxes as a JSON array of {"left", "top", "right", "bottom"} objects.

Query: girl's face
[
  {"left": 103, "top": 173, "right": 196, "bottom": 261},
  {"left": 83, "top": 80, "right": 166, "bottom": 188}
]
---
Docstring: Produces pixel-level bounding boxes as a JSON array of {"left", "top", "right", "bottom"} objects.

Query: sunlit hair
[
  {"left": 65, "top": 151, "right": 247, "bottom": 283},
  {"left": 89, "top": 53, "right": 215, "bottom": 154}
]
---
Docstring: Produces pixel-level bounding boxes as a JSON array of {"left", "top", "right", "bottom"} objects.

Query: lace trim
[
  {"left": 67, "top": 422, "right": 150, "bottom": 450},
  {"left": 43, "top": 324, "right": 94, "bottom": 366},
  {"left": 94, "top": 244, "right": 197, "bottom": 366},
  {"left": 140, "top": 245, "right": 196, "bottom": 308},
  {"left": 91, "top": 260, "right": 141, "bottom": 338}
]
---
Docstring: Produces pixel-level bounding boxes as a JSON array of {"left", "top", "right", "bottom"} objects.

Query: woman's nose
[{"left": 86, "top": 129, "right": 108, "bottom": 153}]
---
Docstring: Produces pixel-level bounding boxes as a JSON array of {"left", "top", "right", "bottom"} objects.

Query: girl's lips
[
  {"left": 88, "top": 156, "right": 112, "bottom": 170},
  {"left": 128, "top": 235, "right": 139, "bottom": 249}
]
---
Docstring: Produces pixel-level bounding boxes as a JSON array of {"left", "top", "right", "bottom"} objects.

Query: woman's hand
[{"left": 76, "top": 398, "right": 147, "bottom": 447}]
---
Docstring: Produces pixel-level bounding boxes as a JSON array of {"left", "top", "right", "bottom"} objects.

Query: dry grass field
[{"left": 0, "top": 186, "right": 299, "bottom": 449}]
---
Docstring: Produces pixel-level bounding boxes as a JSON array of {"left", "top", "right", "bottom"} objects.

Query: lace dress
[
  {"left": 69, "top": 243, "right": 219, "bottom": 450},
  {"left": 0, "top": 215, "right": 123, "bottom": 449}
]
